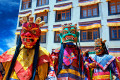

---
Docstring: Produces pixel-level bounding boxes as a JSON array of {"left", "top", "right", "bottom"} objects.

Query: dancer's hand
[
  {"left": 84, "top": 49, "right": 89, "bottom": 56},
  {"left": 89, "top": 62, "right": 97, "bottom": 68}
]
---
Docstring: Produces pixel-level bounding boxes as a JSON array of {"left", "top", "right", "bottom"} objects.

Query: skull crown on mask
[
  {"left": 59, "top": 23, "right": 79, "bottom": 43},
  {"left": 20, "top": 16, "right": 45, "bottom": 48}
]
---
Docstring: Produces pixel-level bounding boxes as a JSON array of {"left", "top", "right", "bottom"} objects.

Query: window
[
  {"left": 40, "top": 32, "right": 46, "bottom": 43},
  {"left": 109, "top": 1, "right": 120, "bottom": 15},
  {"left": 56, "top": 9, "right": 71, "bottom": 21},
  {"left": 54, "top": 31, "right": 60, "bottom": 43},
  {"left": 80, "top": 28, "right": 99, "bottom": 41},
  {"left": 37, "top": 0, "right": 49, "bottom": 6},
  {"left": 57, "top": 0, "right": 68, "bottom": 2},
  {"left": 81, "top": 4, "right": 99, "bottom": 18},
  {"left": 36, "top": 12, "right": 48, "bottom": 23},
  {"left": 110, "top": 26, "right": 120, "bottom": 40},
  {"left": 21, "top": 0, "right": 31, "bottom": 10}
]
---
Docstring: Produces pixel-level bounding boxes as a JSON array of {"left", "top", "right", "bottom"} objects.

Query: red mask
[{"left": 21, "top": 22, "right": 40, "bottom": 48}]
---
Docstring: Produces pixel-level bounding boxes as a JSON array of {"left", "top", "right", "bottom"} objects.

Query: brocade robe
[
  {"left": 88, "top": 54, "right": 120, "bottom": 80},
  {"left": 0, "top": 45, "right": 50, "bottom": 80},
  {"left": 50, "top": 45, "right": 88, "bottom": 80}
]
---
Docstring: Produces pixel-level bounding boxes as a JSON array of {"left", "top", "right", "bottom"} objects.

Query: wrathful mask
[
  {"left": 60, "top": 23, "right": 79, "bottom": 43},
  {"left": 20, "top": 16, "right": 45, "bottom": 48},
  {"left": 21, "top": 23, "right": 40, "bottom": 48},
  {"left": 94, "top": 38, "right": 106, "bottom": 55}
]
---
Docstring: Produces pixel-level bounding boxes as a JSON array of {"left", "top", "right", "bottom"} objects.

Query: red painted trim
[
  {"left": 19, "top": 10, "right": 32, "bottom": 14},
  {"left": 107, "top": 18, "right": 120, "bottom": 22},
  {"left": 35, "top": 7, "right": 49, "bottom": 11},
  {"left": 79, "top": 20, "right": 101, "bottom": 25},
  {"left": 54, "top": 2, "right": 72, "bottom": 7}
]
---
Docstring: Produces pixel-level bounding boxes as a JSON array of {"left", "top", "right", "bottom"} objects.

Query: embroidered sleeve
[
  {"left": 45, "top": 52, "right": 57, "bottom": 80},
  {"left": 1, "top": 62, "right": 11, "bottom": 80},
  {"left": 50, "top": 52, "right": 59, "bottom": 73},
  {"left": 37, "top": 63, "right": 49, "bottom": 80},
  {"left": 81, "top": 52, "right": 92, "bottom": 80},
  {"left": 46, "top": 65, "right": 57, "bottom": 80},
  {"left": 109, "top": 59, "right": 120, "bottom": 79},
  {"left": 0, "top": 63, "right": 5, "bottom": 80}
]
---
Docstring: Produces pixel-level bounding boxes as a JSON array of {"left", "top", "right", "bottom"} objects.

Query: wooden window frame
[
  {"left": 80, "top": 28, "right": 100, "bottom": 42},
  {"left": 54, "top": 31, "right": 60, "bottom": 43},
  {"left": 56, "top": 9, "right": 71, "bottom": 22},
  {"left": 21, "top": 0, "right": 31, "bottom": 10},
  {"left": 110, "top": 26, "right": 120, "bottom": 40},
  {"left": 36, "top": 12, "right": 48, "bottom": 23},
  {"left": 108, "top": 1, "right": 120, "bottom": 15},
  {"left": 40, "top": 32, "right": 46, "bottom": 43},
  {"left": 80, "top": 4, "right": 99, "bottom": 18},
  {"left": 37, "top": 0, "right": 49, "bottom": 6}
]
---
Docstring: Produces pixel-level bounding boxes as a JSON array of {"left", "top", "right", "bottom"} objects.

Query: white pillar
[
  {"left": 100, "top": 0, "right": 109, "bottom": 47},
  {"left": 46, "top": 0, "right": 56, "bottom": 53}
]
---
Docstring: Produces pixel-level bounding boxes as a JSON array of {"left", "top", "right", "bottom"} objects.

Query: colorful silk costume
[
  {"left": 86, "top": 38, "right": 120, "bottom": 80},
  {"left": 89, "top": 54, "right": 120, "bottom": 80},
  {"left": 0, "top": 46, "right": 50, "bottom": 80},
  {"left": 51, "top": 44, "right": 87, "bottom": 80},
  {"left": 0, "top": 16, "right": 51, "bottom": 80},
  {"left": 49, "top": 24, "right": 88, "bottom": 80}
]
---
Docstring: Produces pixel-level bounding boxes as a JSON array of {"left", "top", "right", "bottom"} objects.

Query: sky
[{"left": 0, "top": 0, "right": 20, "bottom": 54}]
